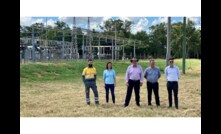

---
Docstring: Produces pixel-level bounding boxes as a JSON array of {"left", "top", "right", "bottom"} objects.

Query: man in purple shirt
[{"left": 124, "top": 57, "right": 144, "bottom": 107}]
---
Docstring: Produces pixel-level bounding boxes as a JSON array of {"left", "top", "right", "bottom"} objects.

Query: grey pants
[{"left": 85, "top": 81, "right": 99, "bottom": 104}]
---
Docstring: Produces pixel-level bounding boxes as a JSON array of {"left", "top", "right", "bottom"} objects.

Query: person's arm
[
  {"left": 82, "top": 69, "right": 86, "bottom": 85},
  {"left": 164, "top": 67, "right": 168, "bottom": 81},
  {"left": 94, "top": 68, "right": 97, "bottom": 81},
  {"left": 177, "top": 66, "right": 180, "bottom": 79},
  {"left": 158, "top": 68, "right": 161, "bottom": 79},
  {"left": 143, "top": 68, "right": 147, "bottom": 79},
  {"left": 125, "top": 66, "right": 130, "bottom": 86},
  {"left": 140, "top": 65, "right": 144, "bottom": 86},
  {"left": 114, "top": 70, "right": 116, "bottom": 87},
  {"left": 103, "top": 70, "right": 106, "bottom": 87}
]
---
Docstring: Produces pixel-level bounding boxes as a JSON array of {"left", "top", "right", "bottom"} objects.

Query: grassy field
[{"left": 20, "top": 59, "right": 201, "bottom": 117}]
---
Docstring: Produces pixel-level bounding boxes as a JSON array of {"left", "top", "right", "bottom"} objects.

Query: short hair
[
  {"left": 130, "top": 57, "right": 139, "bottom": 62},
  {"left": 106, "top": 62, "right": 112, "bottom": 69},
  {"left": 168, "top": 57, "right": 174, "bottom": 61},
  {"left": 88, "top": 58, "right": 93, "bottom": 62},
  {"left": 149, "top": 58, "right": 154, "bottom": 62}
]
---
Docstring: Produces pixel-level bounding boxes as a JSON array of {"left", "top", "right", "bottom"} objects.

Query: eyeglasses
[{"left": 169, "top": 60, "right": 174, "bottom": 63}]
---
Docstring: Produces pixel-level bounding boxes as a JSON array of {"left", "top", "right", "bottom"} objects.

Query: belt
[
  {"left": 147, "top": 81, "right": 158, "bottom": 84},
  {"left": 129, "top": 79, "right": 140, "bottom": 82},
  {"left": 85, "top": 79, "right": 95, "bottom": 82},
  {"left": 168, "top": 81, "right": 178, "bottom": 83}
]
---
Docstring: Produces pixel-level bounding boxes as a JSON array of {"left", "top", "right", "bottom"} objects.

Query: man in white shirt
[{"left": 164, "top": 57, "right": 180, "bottom": 109}]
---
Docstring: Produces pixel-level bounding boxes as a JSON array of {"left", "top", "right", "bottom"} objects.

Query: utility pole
[
  {"left": 73, "top": 17, "right": 78, "bottom": 59},
  {"left": 134, "top": 41, "right": 136, "bottom": 57},
  {"left": 115, "top": 23, "right": 117, "bottom": 60},
  {"left": 62, "top": 30, "right": 64, "bottom": 59},
  {"left": 166, "top": 17, "right": 171, "bottom": 66},
  {"left": 45, "top": 17, "right": 48, "bottom": 61},
  {"left": 32, "top": 25, "right": 35, "bottom": 62},
  {"left": 88, "top": 17, "right": 91, "bottom": 58},
  {"left": 98, "top": 37, "right": 100, "bottom": 60},
  {"left": 122, "top": 40, "right": 125, "bottom": 60},
  {"left": 82, "top": 35, "right": 85, "bottom": 59},
  {"left": 112, "top": 38, "right": 114, "bottom": 62},
  {"left": 182, "top": 17, "right": 186, "bottom": 74}
]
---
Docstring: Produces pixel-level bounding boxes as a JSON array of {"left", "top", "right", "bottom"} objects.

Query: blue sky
[{"left": 20, "top": 17, "right": 201, "bottom": 34}]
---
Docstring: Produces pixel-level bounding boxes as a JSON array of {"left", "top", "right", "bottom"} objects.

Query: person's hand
[
  {"left": 114, "top": 83, "right": 116, "bottom": 87},
  {"left": 140, "top": 82, "right": 143, "bottom": 87},
  {"left": 126, "top": 82, "right": 129, "bottom": 87},
  {"left": 103, "top": 84, "right": 105, "bottom": 88}
]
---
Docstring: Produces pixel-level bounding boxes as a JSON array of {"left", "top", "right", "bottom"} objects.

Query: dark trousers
[
  {"left": 105, "top": 84, "right": 115, "bottom": 103},
  {"left": 147, "top": 82, "right": 160, "bottom": 106},
  {"left": 124, "top": 79, "right": 140, "bottom": 106},
  {"left": 167, "top": 81, "right": 178, "bottom": 108},
  {"left": 85, "top": 81, "right": 99, "bottom": 104}
]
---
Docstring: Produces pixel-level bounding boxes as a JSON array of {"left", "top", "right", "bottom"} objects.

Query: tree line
[{"left": 20, "top": 18, "right": 201, "bottom": 59}]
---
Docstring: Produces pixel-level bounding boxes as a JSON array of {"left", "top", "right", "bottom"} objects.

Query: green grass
[{"left": 20, "top": 59, "right": 201, "bottom": 83}]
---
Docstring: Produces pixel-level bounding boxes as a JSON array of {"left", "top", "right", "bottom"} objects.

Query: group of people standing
[{"left": 82, "top": 57, "right": 180, "bottom": 109}]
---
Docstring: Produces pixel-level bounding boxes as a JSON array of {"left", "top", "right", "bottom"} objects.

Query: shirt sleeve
[
  {"left": 82, "top": 68, "right": 86, "bottom": 76},
  {"left": 113, "top": 70, "right": 116, "bottom": 79},
  {"left": 158, "top": 68, "right": 161, "bottom": 78},
  {"left": 125, "top": 66, "right": 130, "bottom": 83},
  {"left": 177, "top": 66, "right": 180, "bottom": 79},
  {"left": 94, "top": 68, "right": 97, "bottom": 75},
  {"left": 164, "top": 67, "right": 168, "bottom": 79},
  {"left": 143, "top": 68, "right": 147, "bottom": 78},
  {"left": 103, "top": 70, "right": 106, "bottom": 80}
]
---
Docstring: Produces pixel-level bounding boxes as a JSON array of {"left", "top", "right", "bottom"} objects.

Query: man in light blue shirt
[
  {"left": 164, "top": 57, "right": 180, "bottom": 109},
  {"left": 144, "top": 59, "right": 161, "bottom": 107}
]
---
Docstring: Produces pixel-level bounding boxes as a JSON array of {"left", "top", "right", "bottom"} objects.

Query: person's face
[
  {"left": 150, "top": 60, "right": 155, "bottom": 66},
  {"left": 88, "top": 61, "right": 93, "bottom": 65},
  {"left": 132, "top": 60, "right": 137, "bottom": 66},
  {"left": 108, "top": 63, "right": 112, "bottom": 69},
  {"left": 169, "top": 60, "right": 174, "bottom": 65}
]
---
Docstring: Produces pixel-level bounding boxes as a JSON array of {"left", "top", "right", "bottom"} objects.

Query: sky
[{"left": 20, "top": 17, "right": 201, "bottom": 34}]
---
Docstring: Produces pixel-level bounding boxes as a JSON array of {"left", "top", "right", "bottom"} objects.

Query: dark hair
[
  {"left": 106, "top": 62, "right": 112, "bottom": 69},
  {"left": 130, "top": 57, "right": 139, "bottom": 62},
  {"left": 149, "top": 58, "right": 154, "bottom": 62},
  {"left": 88, "top": 58, "right": 93, "bottom": 62},
  {"left": 168, "top": 57, "right": 174, "bottom": 61}
]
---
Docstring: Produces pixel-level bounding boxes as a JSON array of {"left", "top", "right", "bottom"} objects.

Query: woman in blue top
[{"left": 103, "top": 62, "right": 116, "bottom": 104}]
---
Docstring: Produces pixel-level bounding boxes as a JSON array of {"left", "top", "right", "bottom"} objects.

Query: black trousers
[
  {"left": 167, "top": 81, "right": 178, "bottom": 108},
  {"left": 105, "top": 84, "right": 115, "bottom": 103},
  {"left": 124, "top": 79, "right": 140, "bottom": 106},
  {"left": 147, "top": 82, "right": 160, "bottom": 106}
]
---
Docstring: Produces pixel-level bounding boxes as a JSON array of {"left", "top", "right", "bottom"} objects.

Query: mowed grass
[{"left": 20, "top": 59, "right": 201, "bottom": 117}]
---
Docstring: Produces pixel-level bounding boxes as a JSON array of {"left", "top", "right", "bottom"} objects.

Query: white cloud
[
  {"left": 58, "top": 17, "right": 106, "bottom": 31},
  {"left": 46, "top": 19, "right": 56, "bottom": 27},
  {"left": 151, "top": 17, "right": 167, "bottom": 25},
  {"left": 20, "top": 17, "right": 34, "bottom": 26},
  {"left": 131, "top": 18, "right": 149, "bottom": 34},
  {"left": 118, "top": 17, "right": 130, "bottom": 21},
  {"left": 20, "top": 17, "right": 56, "bottom": 27},
  {"left": 188, "top": 17, "right": 199, "bottom": 23}
]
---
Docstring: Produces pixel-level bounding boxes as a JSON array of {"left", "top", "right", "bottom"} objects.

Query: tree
[{"left": 148, "top": 23, "right": 167, "bottom": 58}]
